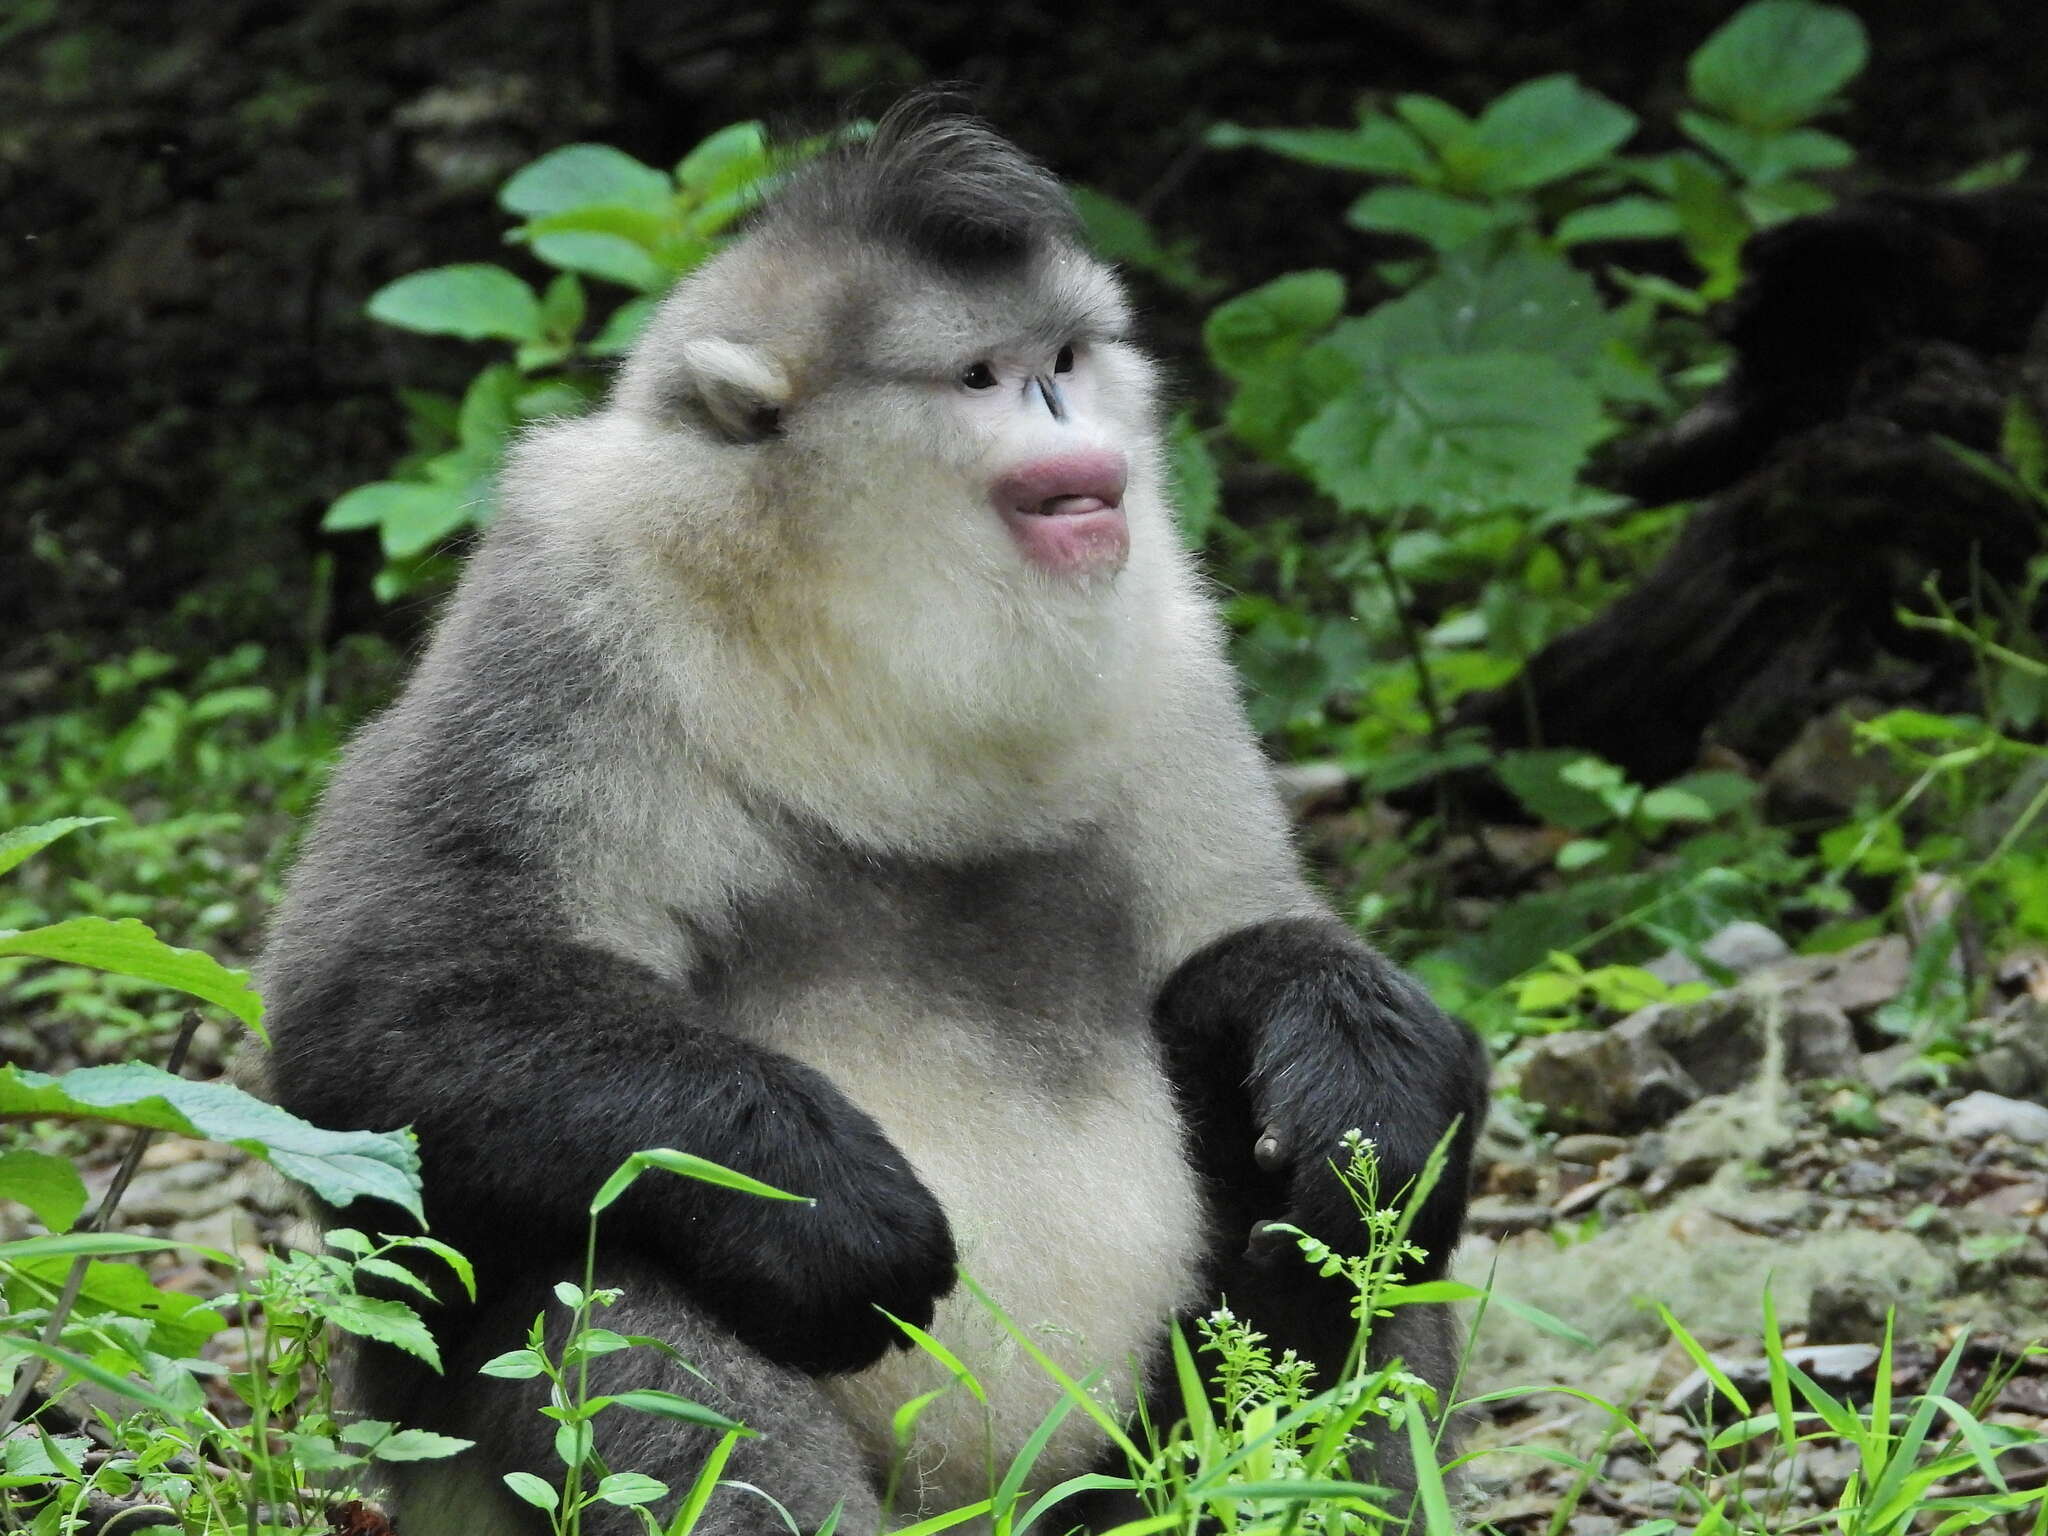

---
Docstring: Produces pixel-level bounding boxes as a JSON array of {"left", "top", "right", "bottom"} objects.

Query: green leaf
[
  {"left": 1206, "top": 118, "right": 1432, "bottom": 179},
  {"left": 0, "top": 1063, "right": 422, "bottom": 1222},
  {"left": 588, "top": 1148, "right": 807, "bottom": 1216},
  {"left": 1166, "top": 413, "right": 1221, "bottom": 547},
  {"left": 0, "top": 818, "right": 112, "bottom": 879},
  {"left": 1345, "top": 187, "right": 1506, "bottom": 251},
  {"left": 1679, "top": 114, "right": 1854, "bottom": 183},
  {"left": 540, "top": 271, "right": 586, "bottom": 339},
  {"left": 0, "top": 916, "right": 262, "bottom": 1028},
  {"left": 608, "top": 1389, "right": 749, "bottom": 1433},
  {"left": 7, "top": 1254, "right": 227, "bottom": 1356},
  {"left": 1688, "top": 1, "right": 1869, "bottom": 129},
  {"left": 1070, "top": 186, "right": 1208, "bottom": 293},
  {"left": 323, "top": 482, "right": 474, "bottom": 562},
  {"left": 503, "top": 1472, "right": 560, "bottom": 1512},
  {"left": 676, "top": 121, "right": 770, "bottom": 192},
  {"left": 367, "top": 265, "right": 544, "bottom": 342},
  {"left": 0, "top": 1335, "right": 176, "bottom": 1411},
  {"left": 1639, "top": 788, "right": 1714, "bottom": 824},
  {"left": 478, "top": 1348, "right": 549, "bottom": 1379},
  {"left": 1205, "top": 270, "right": 1345, "bottom": 379},
  {"left": 502, "top": 144, "right": 672, "bottom": 218},
  {"left": 1555, "top": 838, "right": 1611, "bottom": 871},
  {"left": 530, "top": 231, "right": 670, "bottom": 293},
  {"left": 589, "top": 296, "right": 659, "bottom": 357},
  {"left": 372, "top": 1428, "right": 475, "bottom": 1462},
  {"left": 1555, "top": 196, "right": 1682, "bottom": 245},
  {"left": 1319, "top": 247, "right": 1612, "bottom": 378},
  {"left": 1293, "top": 352, "right": 1606, "bottom": 517},
  {"left": 322, "top": 1291, "right": 442, "bottom": 1370},
  {"left": 0, "top": 1149, "right": 86, "bottom": 1233},
  {"left": 596, "top": 1472, "right": 670, "bottom": 1507},
  {"left": 1495, "top": 751, "right": 1626, "bottom": 832},
  {"left": 1670, "top": 155, "right": 1751, "bottom": 295},
  {"left": 1468, "top": 74, "right": 1637, "bottom": 193}
]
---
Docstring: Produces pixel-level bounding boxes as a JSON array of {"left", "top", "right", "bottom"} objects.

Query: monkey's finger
[
  {"left": 1244, "top": 1219, "right": 1293, "bottom": 1267},
  {"left": 1252, "top": 1127, "right": 1287, "bottom": 1173}
]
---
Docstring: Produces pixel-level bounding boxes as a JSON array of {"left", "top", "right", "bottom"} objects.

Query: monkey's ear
[{"left": 674, "top": 338, "right": 791, "bottom": 444}]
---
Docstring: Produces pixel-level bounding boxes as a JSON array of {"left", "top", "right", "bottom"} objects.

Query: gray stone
[
  {"left": 1554, "top": 1133, "right": 1632, "bottom": 1165},
  {"left": 1644, "top": 920, "right": 1792, "bottom": 986},
  {"left": 1750, "top": 936, "right": 1912, "bottom": 1019},
  {"left": 1833, "top": 1158, "right": 1894, "bottom": 1196},
  {"left": 1466, "top": 1197, "right": 1554, "bottom": 1236},
  {"left": 1945, "top": 1090, "right": 2048, "bottom": 1145},
  {"left": 1618, "top": 991, "right": 1863, "bottom": 1095},
  {"left": 1516, "top": 1029, "right": 1698, "bottom": 1133},
  {"left": 1765, "top": 701, "right": 1909, "bottom": 818},
  {"left": 1808, "top": 1274, "right": 1896, "bottom": 1343}
]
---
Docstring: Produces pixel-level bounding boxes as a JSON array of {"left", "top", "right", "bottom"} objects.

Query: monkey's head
[{"left": 604, "top": 101, "right": 1175, "bottom": 610}]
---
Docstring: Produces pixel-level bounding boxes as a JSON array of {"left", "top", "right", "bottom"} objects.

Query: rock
[
  {"left": 1644, "top": 920, "right": 1792, "bottom": 986},
  {"left": 1467, "top": 1197, "right": 1555, "bottom": 1236},
  {"left": 1618, "top": 991, "right": 1862, "bottom": 1094},
  {"left": 1516, "top": 1029, "right": 1698, "bottom": 1132},
  {"left": 1807, "top": 1274, "right": 1896, "bottom": 1342},
  {"left": 1945, "top": 1091, "right": 2048, "bottom": 1145},
  {"left": 1832, "top": 1158, "right": 1894, "bottom": 1196},
  {"left": 1749, "top": 936, "right": 1912, "bottom": 1020},
  {"left": 1662, "top": 1343, "right": 1881, "bottom": 1415},
  {"left": 1976, "top": 1045, "right": 2037, "bottom": 1098},
  {"left": 1554, "top": 1133, "right": 1632, "bottom": 1165},
  {"left": 1764, "top": 701, "right": 1907, "bottom": 819}
]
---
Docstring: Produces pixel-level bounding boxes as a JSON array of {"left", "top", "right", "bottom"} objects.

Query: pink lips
[{"left": 991, "top": 450, "right": 1131, "bottom": 577}]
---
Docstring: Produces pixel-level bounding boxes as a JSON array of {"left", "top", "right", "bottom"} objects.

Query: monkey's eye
[
  {"left": 961, "top": 362, "right": 998, "bottom": 390},
  {"left": 1053, "top": 345, "right": 1076, "bottom": 374}
]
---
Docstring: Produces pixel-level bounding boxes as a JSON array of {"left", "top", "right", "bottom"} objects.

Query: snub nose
[{"left": 992, "top": 449, "right": 1129, "bottom": 519}]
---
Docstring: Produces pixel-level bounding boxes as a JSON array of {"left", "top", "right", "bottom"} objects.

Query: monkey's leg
[{"left": 370, "top": 1260, "right": 883, "bottom": 1536}]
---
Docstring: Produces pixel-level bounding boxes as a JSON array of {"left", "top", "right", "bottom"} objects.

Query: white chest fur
[{"left": 738, "top": 990, "right": 1207, "bottom": 1518}]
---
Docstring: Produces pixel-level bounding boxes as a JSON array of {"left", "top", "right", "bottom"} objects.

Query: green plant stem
[
  {"left": 1361, "top": 517, "right": 1446, "bottom": 749},
  {"left": 0, "top": 1013, "right": 202, "bottom": 1452}
]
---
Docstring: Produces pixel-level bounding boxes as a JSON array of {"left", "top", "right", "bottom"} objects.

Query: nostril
[{"left": 993, "top": 450, "right": 1129, "bottom": 517}]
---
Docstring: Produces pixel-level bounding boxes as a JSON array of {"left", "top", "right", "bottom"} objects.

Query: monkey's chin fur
[{"left": 999, "top": 502, "right": 1129, "bottom": 577}]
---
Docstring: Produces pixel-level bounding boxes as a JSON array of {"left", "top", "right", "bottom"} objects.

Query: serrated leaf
[
  {"left": 0, "top": 1149, "right": 86, "bottom": 1233},
  {"left": 7, "top": 1254, "right": 226, "bottom": 1357},
  {"left": 371, "top": 1428, "right": 476, "bottom": 1462},
  {"left": 1293, "top": 352, "right": 1606, "bottom": 517},
  {"left": 1319, "top": 247, "right": 1611, "bottom": 377},
  {"left": 596, "top": 1472, "right": 670, "bottom": 1506},
  {"left": 367, "top": 265, "right": 543, "bottom": 342},
  {"left": 503, "top": 1472, "right": 559, "bottom": 1511},
  {"left": 0, "top": 916, "right": 262, "bottom": 1028},
  {"left": 1469, "top": 74, "right": 1638, "bottom": 193},
  {"left": 0, "top": 1063, "right": 421, "bottom": 1222},
  {"left": 1689, "top": 0, "right": 1869, "bottom": 129},
  {"left": 0, "top": 818, "right": 112, "bottom": 879},
  {"left": 502, "top": 144, "right": 672, "bottom": 218},
  {"left": 321, "top": 1292, "right": 441, "bottom": 1370}
]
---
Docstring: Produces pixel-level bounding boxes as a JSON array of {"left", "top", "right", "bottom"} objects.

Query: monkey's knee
[{"left": 379, "top": 1263, "right": 882, "bottom": 1536}]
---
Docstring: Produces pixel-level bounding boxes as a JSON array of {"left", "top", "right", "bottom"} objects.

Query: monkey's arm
[
  {"left": 266, "top": 930, "right": 955, "bottom": 1375},
  {"left": 1123, "top": 655, "right": 1487, "bottom": 1274},
  {"left": 1153, "top": 920, "right": 1488, "bottom": 1275}
]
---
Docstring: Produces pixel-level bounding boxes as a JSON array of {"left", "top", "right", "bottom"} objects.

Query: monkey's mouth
[{"left": 993, "top": 451, "right": 1131, "bottom": 578}]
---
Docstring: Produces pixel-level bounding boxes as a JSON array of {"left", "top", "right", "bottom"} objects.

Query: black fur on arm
[
  {"left": 1153, "top": 918, "right": 1489, "bottom": 1277},
  {"left": 267, "top": 929, "right": 956, "bottom": 1376}
]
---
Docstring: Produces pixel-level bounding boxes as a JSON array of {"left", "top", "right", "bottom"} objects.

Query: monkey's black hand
[
  {"left": 665, "top": 1058, "right": 957, "bottom": 1376},
  {"left": 1155, "top": 918, "right": 1489, "bottom": 1276}
]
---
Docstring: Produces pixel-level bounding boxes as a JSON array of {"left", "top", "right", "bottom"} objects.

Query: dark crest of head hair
[{"left": 763, "top": 92, "right": 1081, "bottom": 270}]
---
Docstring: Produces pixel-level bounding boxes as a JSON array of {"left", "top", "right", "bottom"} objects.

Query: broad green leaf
[
  {"left": 0, "top": 1149, "right": 86, "bottom": 1233},
  {"left": 531, "top": 231, "right": 670, "bottom": 293},
  {"left": 322, "top": 1291, "right": 441, "bottom": 1370},
  {"left": 1318, "top": 247, "right": 1611, "bottom": 378},
  {"left": 1494, "top": 751, "right": 1625, "bottom": 832},
  {"left": 1469, "top": 75, "right": 1638, "bottom": 193},
  {"left": 0, "top": 818, "right": 111, "bottom": 879},
  {"left": 501, "top": 144, "right": 672, "bottom": 218},
  {"left": 1166, "top": 412, "right": 1221, "bottom": 547},
  {"left": 1293, "top": 352, "right": 1606, "bottom": 517},
  {"left": 1071, "top": 186, "right": 1207, "bottom": 294},
  {"left": 0, "top": 1063, "right": 422, "bottom": 1222},
  {"left": 1555, "top": 196, "right": 1682, "bottom": 245},
  {"left": 1206, "top": 119, "right": 1433, "bottom": 179},
  {"left": 1205, "top": 270, "right": 1345, "bottom": 379},
  {"left": 504, "top": 1472, "right": 559, "bottom": 1511},
  {"left": 6, "top": 1254, "right": 226, "bottom": 1356},
  {"left": 1639, "top": 788, "right": 1715, "bottom": 824},
  {"left": 676, "top": 121, "right": 770, "bottom": 192},
  {"left": 1393, "top": 94, "right": 1475, "bottom": 153},
  {"left": 0, "top": 1335, "right": 176, "bottom": 1410},
  {"left": 1669, "top": 155, "right": 1751, "bottom": 295},
  {"left": 372, "top": 1428, "right": 475, "bottom": 1462},
  {"left": 540, "top": 271, "right": 586, "bottom": 338},
  {"left": 478, "top": 1348, "right": 548, "bottom": 1379},
  {"left": 1345, "top": 187, "right": 1505, "bottom": 251},
  {"left": 588, "top": 1148, "right": 807, "bottom": 1216},
  {"left": 1689, "top": 1, "right": 1869, "bottom": 129},
  {"left": 367, "top": 265, "right": 544, "bottom": 342},
  {"left": 589, "top": 296, "right": 658, "bottom": 357},
  {"left": 0, "top": 916, "right": 262, "bottom": 1029},
  {"left": 525, "top": 204, "right": 671, "bottom": 253}
]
